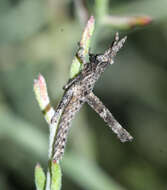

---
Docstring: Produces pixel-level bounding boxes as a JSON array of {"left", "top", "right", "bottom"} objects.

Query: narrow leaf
[
  {"left": 33, "top": 74, "right": 50, "bottom": 111},
  {"left": 33, "top": 74, "right": 55, "bottom": 124},
  {"left": 70, "top": 16, "right": 95, "bottom": 78},
  {"left": 51, "top": 161, "right": 62, "bottom": 190},
  {"left": 33, "top": 74, "right": 58, "bottom": 158},
  {"left": 102, "top": 15, "right": 152, "bottom": 29},
  {"left": 80, "top": 15, "right": 95, "bottom": 57},
  {"left": 35, "top": 163, "right": 46, "bottom": 190}
]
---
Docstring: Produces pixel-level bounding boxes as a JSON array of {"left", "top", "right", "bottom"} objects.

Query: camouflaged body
[
  {"left": 53, "top": 59, "right": 108, "bottom": 161},
  {"left": 52, "top": 34, "right": 133, "bottom": 162}
]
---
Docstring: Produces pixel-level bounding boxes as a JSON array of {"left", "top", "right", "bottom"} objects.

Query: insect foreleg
[
  {"left": 51, "top": 89, "right": 73, "bottom": 124},
  {"left": 63, "top": 74, "right": 82, "bottom": 90}
]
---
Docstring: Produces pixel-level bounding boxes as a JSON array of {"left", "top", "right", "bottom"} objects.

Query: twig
[
  {"left": 102, "top": 15, "right": 152, "bottom": 29},
  {"left": 34, "top": 16, "right": 133, "bottom": 190},
  {"left": 51, "top": 25, "right": 133, "bottom": 163},
  {"left": 33, "top": 16, "right": 96, "bottom": 190}
]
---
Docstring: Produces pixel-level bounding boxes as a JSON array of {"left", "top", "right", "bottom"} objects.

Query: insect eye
[
  {"left": 89, "top": 53, "right": 97, "bottom": 63},
  {"left": 89, "top": 54, "right": 105, "bottom": 65}
]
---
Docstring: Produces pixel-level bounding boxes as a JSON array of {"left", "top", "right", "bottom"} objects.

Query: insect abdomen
[{"left": 53, "top": 96, "right": 84, "bottom": 162}]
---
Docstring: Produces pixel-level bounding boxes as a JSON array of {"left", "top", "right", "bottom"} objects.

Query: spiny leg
[
  {"left": 63, "top": 74, "right": 81, "bottom": 90},
  {"left": 86, "top": 92, "right": 133, "bottom": 142},
  {"left": 95, "top": 33, "right": 127, "bottom": 65},
  {"left": 112, "top": 32, "right": 119, "bottom": 47},
  {"left": 63, "top": 44, "right": 87, "bottom": 90},
  {"left": 110, "top": 32, "right": 127, "bottom": 59}
]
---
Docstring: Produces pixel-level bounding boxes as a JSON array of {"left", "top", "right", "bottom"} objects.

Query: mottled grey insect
[{"left": 51, "top": 32, "right": 133, "bottom": 162}]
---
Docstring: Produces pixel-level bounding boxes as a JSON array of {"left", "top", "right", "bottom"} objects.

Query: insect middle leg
[{"left": 51, "top": 88, "right": 73, "bottom": 124}]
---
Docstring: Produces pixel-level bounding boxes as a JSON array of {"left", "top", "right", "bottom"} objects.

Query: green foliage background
[{"left": 1, "top": 0, "right": 167, "bottom": 190}]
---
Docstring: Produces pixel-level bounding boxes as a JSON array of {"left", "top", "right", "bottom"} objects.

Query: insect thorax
[{"left": 75, "top": 61, "right": 107, "bottom": 97}]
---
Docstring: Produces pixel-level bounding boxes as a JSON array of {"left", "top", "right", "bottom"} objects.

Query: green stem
[{"left": 94, "top": 0, "right": 109, "bottom": 21}]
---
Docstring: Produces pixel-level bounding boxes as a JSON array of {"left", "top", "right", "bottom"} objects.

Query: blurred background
[{"left": 1, "top": 0, "right": 167, "bottom": 190}]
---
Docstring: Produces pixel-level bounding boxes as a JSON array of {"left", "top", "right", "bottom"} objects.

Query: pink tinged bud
[
  {"left": 34, "top": 74, "right": 50, "bottom": 110},
  {"left": 70, "top": 16, "right": 95, "bottom": 78},
  {"left": 130, "top": 16, "right": 152, "bottom": 27},
  {"left": 80, "top": 15, "right": 95, "bottom": 54},
  {"left": 38, "top": 74, "right": 48, "bottom": 101},
  {"left": 102, "top": 15, "right": 152, "bottom": 29}
]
